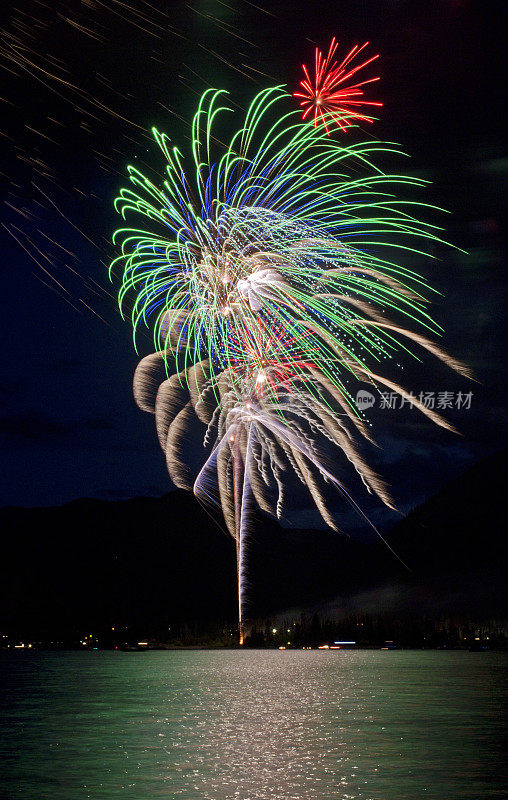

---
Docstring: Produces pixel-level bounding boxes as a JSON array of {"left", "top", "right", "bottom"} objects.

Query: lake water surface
[{"left": 1, "top": 650, "right": 506, "bottom": 799}]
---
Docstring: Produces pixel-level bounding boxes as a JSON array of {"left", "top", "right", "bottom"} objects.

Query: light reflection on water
[{"left": 1, "top": 650, "right": 506, "bottom": 799}]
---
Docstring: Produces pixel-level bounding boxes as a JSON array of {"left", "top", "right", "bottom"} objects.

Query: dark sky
[{"left": 0, "top": 0, "right": 505, "bottom": 528}]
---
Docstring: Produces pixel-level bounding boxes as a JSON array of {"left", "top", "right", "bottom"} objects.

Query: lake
[{"left": 1, "top": 650, "right": 506, "bottom": 799}]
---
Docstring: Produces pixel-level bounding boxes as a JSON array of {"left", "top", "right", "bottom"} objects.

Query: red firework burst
[{"left": 294, "top": 38, "right": 382, "bottom": 134}]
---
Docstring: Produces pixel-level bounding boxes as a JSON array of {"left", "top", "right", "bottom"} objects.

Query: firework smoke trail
[{"left": 111, "top": 86, "right": 469, "bottom": 641}]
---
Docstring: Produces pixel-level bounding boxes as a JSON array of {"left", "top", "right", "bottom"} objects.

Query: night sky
[{"left": 1, "top": 0, "right": 505, "bottom": 530}]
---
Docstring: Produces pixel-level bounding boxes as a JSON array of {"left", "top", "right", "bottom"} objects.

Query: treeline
[
  {"left": 242, "top": 612, "right": 507, "bottom": 649},
  {"left": 4, "top": 612, "right": 505, "bottom": 650}
]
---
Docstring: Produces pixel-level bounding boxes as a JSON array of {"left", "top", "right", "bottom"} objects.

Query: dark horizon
[{"left": 1, "top": 447, "right": 505, "bottom": 645}]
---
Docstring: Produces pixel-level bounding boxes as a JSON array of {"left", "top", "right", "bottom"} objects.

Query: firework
[
  {"left": 293, "top": 38, "right": 382, "bottom": 133},
  {"left": 111, "top": 86, "right": 469, "bottom": 640}
]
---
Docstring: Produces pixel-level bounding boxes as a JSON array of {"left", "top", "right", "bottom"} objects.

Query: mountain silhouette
[{"left": 0, "top": 449, "right": 505, "bottom": 638}]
